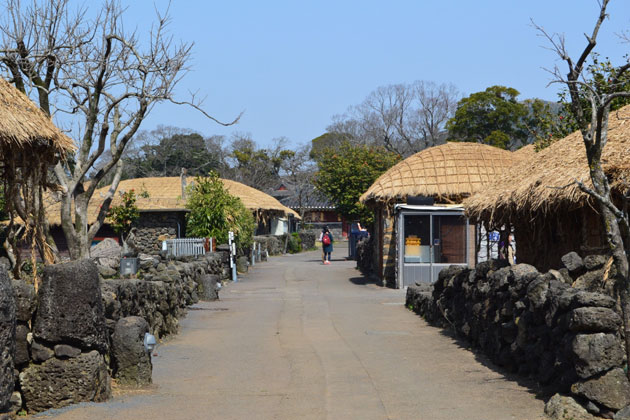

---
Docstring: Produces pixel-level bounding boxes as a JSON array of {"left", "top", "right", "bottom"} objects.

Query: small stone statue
[{"left": 121, "top": 227, "right": 139, "bottom": 258}]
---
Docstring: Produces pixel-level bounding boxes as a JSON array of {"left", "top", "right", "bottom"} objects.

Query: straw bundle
[
  {"left": 360, "top": 142, "right": 520, "bottom": 205},
  {"left": 45, "top": 177, "right": 299, "bottom": 226},
  {"left": 0, "top": 77, "right": 74, "bottom": 154},
  {"left": 465, "top": 105, "right": 630, "bottom": 224}
]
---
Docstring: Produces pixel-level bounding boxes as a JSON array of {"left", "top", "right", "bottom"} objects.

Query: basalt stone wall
[
  {"left": 9, "top": 250, "right": 230, "bottom": 416},
  {"left": 406, "top": 255, "right": 630, "bottom": 418},
  {"left": 253, "top": 233, "right": 316, "bottom": 256},
  {"left": 134, "top": 211, "right": 187, "bottom": 255},
  {"left": 100, "top": 251, "right": 230, "bottom": 338},
  {"left": 0, "top": 268, "right": 16, "bottom": 416},
  {"left": 253, "top": 235, "right": 282, "bottom": 256},
  {"left": 298, "top": 231, "right": 316, "bottom": 250}
]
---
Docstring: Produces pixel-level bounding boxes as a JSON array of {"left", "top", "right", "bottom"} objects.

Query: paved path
[{"left": 39, "top": 250, "right": 545, "bottom": 420}]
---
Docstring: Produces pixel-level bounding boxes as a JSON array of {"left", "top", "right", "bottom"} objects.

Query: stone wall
[
  {"left": 406, "top": 254, "right": 630, "bottom": 418},
  {"left": 134, "top": 211, "right": 187, "bottom": 255},
  {"left": 253, "top": 233, "right": 316, "bottom": 257},
  {"left": 98, "top": 251, "right": 230, "bottom": 338},
  {"left": 6, "top": 250, "right": 230, "bottom": 416}
]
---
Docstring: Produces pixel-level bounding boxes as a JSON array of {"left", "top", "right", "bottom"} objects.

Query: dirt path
[{"left": 37, "top": 250, "right": 545, "bottom": 420}]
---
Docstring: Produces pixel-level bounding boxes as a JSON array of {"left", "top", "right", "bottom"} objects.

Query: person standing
[{"left": 319, "top": 226, "right": 334, "bottom": 264}]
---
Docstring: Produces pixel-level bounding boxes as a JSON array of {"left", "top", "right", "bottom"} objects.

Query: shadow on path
[
  {"left": 409, "top": 310, "right": 549, "bottom": 403},
  {"left": 348, "top": 276, "right": 381, "bottom": 286}
]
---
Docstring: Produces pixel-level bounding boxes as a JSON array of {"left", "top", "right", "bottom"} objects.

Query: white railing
[{"left": 164, "top": 238, "right": 212, "bottom": 258}]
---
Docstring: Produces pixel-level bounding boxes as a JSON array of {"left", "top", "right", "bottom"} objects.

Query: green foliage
[
  {"left": 185, "top": 172, "right": 255, "bottom": 249},
  {"left": 446, "top": 85, "right": 529, "bottom": 149},
  {"left": 286, "top": 232, "right": 302, "bottom": 254},
  {"left": 314, "top": 142, "right": 401, "bottom": 225},
  {"left": 108, "top": 190, "right": 141, "bottom": 237}
]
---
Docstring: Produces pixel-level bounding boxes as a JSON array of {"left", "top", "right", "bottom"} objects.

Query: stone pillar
[
  {"left": 20, "top": 260, "right": 111, "bottom": 413},
  {"left": 111, "top": 316, "right": 152, "bottom": 386}
]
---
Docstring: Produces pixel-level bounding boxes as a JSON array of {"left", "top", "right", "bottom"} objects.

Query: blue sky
[{"left": 122, "top": 1, "right": 630, "bottom": 148}]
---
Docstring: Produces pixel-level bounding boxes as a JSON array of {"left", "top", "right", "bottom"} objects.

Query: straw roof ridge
[
  {"left": 44, "top": 176, "right": 299, "bottom": 226},
  {"left": 360, "top": 142, "right": 521, "bottom": 204},
  {"left": 0, "top": 77, "right": 74, "bottom": 153},
  {"left": 465, "top": 104, "right": 630, "bottom": 223}
]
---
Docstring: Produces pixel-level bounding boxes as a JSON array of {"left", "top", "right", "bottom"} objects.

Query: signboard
[
  {"left": 405, "top": 237, "right": 421, "bottom": 246},
  {"left": 488, "top": 232, "right": 500, "bottom": 242}
]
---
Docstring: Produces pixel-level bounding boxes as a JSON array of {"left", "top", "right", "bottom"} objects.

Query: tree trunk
[{"left": 589, "top": 154, "right": 630, "bottom": 378}]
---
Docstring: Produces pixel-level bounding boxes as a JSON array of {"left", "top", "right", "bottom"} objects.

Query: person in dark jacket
[{"left": 318, "top": 226, "right": 334, "bottom": 264}]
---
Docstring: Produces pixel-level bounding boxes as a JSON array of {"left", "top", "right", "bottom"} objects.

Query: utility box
[{"left": 120, "top": 257, "right": 138, "bottom": 276}]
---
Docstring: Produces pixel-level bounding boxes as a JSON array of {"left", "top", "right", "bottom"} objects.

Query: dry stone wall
[
  {"left": 133, "top": 212, "right": 187, "bottom": 255},
  {"left": 406, "top": 255, "right": 630, "bottom": 418},
  {"left": 5, "top": 250, "right": 230, "bottom": 416},
  {"left": 0, "top": 268, "right": 15, "bottom": 416},
  {"left": 98, "top": 251, "right": 230, "bottom": 337}
]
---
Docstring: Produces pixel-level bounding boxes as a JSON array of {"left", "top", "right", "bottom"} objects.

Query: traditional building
[
  {"left": 465, "top": 105, "right": 630, "bottom": 271},
  {"left": 44, "top": 177, "right": 299, "bottom": 255},
  {"left": 0, "top": 77, "right": 74, "bottom": 270},
  {"left": 360, "top": 142, "right": 523, "bottom": 288}
]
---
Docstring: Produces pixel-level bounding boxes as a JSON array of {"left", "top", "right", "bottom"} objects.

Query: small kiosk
[
  {"left": 396, "top": 204, "right": 469, "bottom": 288},
  {"left": 360, "top": 142, "right": 522, "bottom": 288}
]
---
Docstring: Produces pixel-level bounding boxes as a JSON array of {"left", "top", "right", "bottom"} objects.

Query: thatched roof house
[
  {"left": 40, "top": 176, "right": 299, "bottom": 255},
  {"left": 0, "top": 77, "right": 74, "bottom": 155},
  {"left": 360, "top": 142, "right": 524, "bottom": 288},
  {"left": 465, "top": 105, "right": 630, "bottom": 270},
  {"left": 361, "top": 142, "right": 519, "bottom": 205},
  {"left": 45, "top": 176, "right": 299, "bottom": 226},
  {"left": 0, "top": 77, "right": 75, "bottom": 270}
]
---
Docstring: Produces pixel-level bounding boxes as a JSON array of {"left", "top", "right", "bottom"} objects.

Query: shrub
[
  {"left": 186, "top": 172, "right": 255, "bottom": 250},
  {"left": 287, "top": 232, "right": 302, "bottom": 254}
]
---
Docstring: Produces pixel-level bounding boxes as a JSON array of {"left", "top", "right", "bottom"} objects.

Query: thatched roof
[
  {"left": 360, "top": 142, "right": 520, "bottom": 205},
  {"left": 465, "top": 105, "right": 630, "bottom": 224},
  {"left": 0, "top": 77, "right": 74, "bottom": 154},
  {"left": 45, "top": 177, "right": 299, "bottom": 226}
]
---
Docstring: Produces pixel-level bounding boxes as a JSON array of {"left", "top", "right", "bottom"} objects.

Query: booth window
[
  {"left": 433, "top": 215, "right": 466, "bottom": 264},
  {"left": 403, "top": 215, "right": 431, "bottom": 263}
]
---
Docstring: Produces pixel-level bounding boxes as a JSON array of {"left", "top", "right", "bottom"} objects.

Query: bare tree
[
  {"left": 280, "top": 144, "right": 316, "bottom": 220},
  {"left": 534, "top": 0, "right": 630, "bottom": 377},
  {"left": 331, "top": 81, "right": 459, "bottom": 156},
  {"left": 0, "top": 0, "right": 238, "bottom": 260}
]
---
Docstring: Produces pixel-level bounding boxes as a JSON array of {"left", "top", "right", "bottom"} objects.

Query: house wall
[
  {"left": 514, "top": 206, "right": 606, "bottom": 272},
  {"left": 303, "top": 209, "right": 340, "bottom": 223},
  {"left": 375, "top": 206, "right": 396, "bottom": 288},
  {"left": 133, "top": 212, "right": 187, "bottom": 255},
  {"left": 270, "top": 218, "right": 288, "bottom": 235},
  {"left": 467, "top": 223, "right": 477, "bottom": 268}
]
